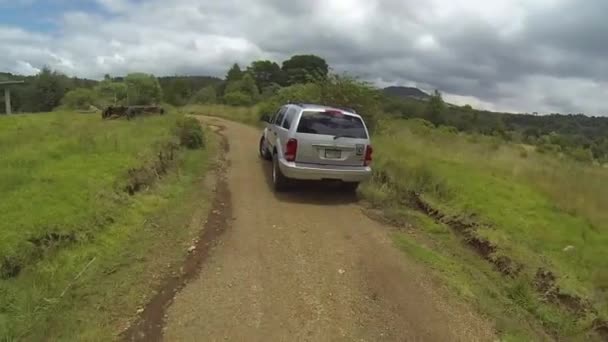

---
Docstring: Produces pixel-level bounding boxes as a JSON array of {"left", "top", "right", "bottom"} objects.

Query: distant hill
[{"left": 383, "top": 86, "right": 430, "bottom": 100}]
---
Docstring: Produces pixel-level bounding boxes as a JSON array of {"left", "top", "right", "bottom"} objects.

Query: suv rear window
[{"left": 296, "top": 111, "right": 368, "bottom": 138}]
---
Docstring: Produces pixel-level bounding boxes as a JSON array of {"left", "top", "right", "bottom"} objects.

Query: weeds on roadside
[{"left": 360, "top": 118, "right": 608, "bottom": 340}]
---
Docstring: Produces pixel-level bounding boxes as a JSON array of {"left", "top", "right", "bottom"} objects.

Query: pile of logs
[{"left": 101, "top": 105, "right": 165, "bottom": 120}]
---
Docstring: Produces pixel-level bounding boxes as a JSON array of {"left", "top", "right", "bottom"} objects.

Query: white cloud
[
  {"left": 414, "top": 34, "right": 440, "bottom": 51},
  {"left": 13, "top": 60, "right": 40, "bottom": 75}
]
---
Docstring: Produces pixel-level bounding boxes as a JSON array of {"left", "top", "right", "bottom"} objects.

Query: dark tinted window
[
  {"left": 296, "top": 111, "right": 367, "bottom": 138},
  {"left": 270, "top": 106, "right": 284, "bottom": 124},
  {"left": 274, "top": 107, "right": 287, "bottom": 126},
  {"left": 282, "top": 107, "right": 297, "bottom": 129}
]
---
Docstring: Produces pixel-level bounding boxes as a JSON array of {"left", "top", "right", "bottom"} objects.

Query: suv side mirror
[{"left": 260, "top": 114, "right": 271, "bottom": 123}]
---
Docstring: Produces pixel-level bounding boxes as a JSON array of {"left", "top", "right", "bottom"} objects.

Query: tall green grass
[
  {"left": 0, "top": 112, "right": 178, "bottom": 275},
  {"left": 361, "top": 118, "right": 608, "bottom": 339},
  {"left": 0, "top": 111, "right": 216, "bottom": 340}
]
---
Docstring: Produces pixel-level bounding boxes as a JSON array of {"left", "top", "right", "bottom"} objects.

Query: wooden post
[{"left": 4, "top": 87, "right": 10, "bottom": 115}]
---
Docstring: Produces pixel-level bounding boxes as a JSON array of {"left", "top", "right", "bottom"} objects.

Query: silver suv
[{"left": 259, "top": 103, "right": 372, "bottom": 191}]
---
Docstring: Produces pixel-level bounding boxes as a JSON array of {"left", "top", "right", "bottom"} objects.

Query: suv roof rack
[
  {"left": 287, "top": 101, "right": 305, "bottom": 107},
  {"left": 336, "top": 107, "right": 357, "bottom": 114}
]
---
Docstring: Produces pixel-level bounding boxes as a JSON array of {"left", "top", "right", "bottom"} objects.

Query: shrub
[
  {"left": 224, "top": 91, "right": 253, "bottom": 106},
  {"left": 409, "top": 118, "right": 435, "bottom": 128},
  {"left": 489, "top": 138, "right": 502, "bottom": 151},
  {"left": 190, "top": 86, "right": 217, "bottom": 104},
  {"left": 438, "top": 125, "right": 459, "bottom": 135},
  {"left": 537, "top": 143, "right": 561, "bottom": 154},
  {"left": 407, "top": 118, "right": 435, "bottom": 136},
  {"left": 467, "top": 134, "right": 481, "bottom": 143},
  {"left": 260, "top": 83, "right": 282, "bottom": 99},
  {"left": 569, "top": 147, "right": 594, "bottom": 163},
  {"left": 256, "top": 83, "right": 322, "bottom": 118},
  {"left": 176, "top": 117, "right": 204, "bottom": 149},
  {"left": 61, "top": 88, "right": 97, "bottom": 110},
  {"left": 124, "top": 73, "right": 162, "bottom": 105},
  {"left": 519, "top": 146, "right": 529, "bottom": 158}
]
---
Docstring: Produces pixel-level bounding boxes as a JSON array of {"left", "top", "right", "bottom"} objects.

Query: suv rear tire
[
  {"left": 272, "top": 155, "right": 289, "bottom": 192},
  {"left": 259, "top": 137, "right": 271, "bottom": 161}
]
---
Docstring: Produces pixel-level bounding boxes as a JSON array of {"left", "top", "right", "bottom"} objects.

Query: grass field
[
  {"left": 361, "top": 118, "right": 608, "bottom": 340},
  {"left": 0, "top": 111, "right": 217, "bottom": 340}
]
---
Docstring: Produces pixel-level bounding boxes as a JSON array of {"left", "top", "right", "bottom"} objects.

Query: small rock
[
  {"left": 136, "top": 308, "right": 144, "bottom": 314},
  {"left": 188, "top": 245, "right": 196, "bottom": 253},
  {"left": 338, "top": 269, "right": 346, "bottom": 275},
  {"left": 563, "top": 245, "right": 575, "bottom": 252}
]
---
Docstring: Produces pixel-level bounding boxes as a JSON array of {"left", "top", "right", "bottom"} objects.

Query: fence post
[{"left": 4, "top": 87, "right": 11, "bottom": 115}]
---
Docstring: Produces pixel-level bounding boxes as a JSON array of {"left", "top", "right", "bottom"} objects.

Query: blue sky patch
[{"left": 0, "top": 0, "right": 105, "bottom": 32}]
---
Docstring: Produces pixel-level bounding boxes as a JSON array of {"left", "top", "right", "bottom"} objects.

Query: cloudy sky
[{"left": 1, "top": 0, "right": 607, "bottom": 115}]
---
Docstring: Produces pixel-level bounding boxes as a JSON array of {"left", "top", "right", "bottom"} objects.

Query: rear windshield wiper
[{"left": 333, "top": 135, "right": 356, "bottom": 140}]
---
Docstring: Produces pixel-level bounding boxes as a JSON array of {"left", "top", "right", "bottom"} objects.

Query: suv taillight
[
  {"left": 285, "top": 139, "right": 298, "bottom": 162},
  {"left": 364, "top": 145, "right": 373, "bottom": 166}
]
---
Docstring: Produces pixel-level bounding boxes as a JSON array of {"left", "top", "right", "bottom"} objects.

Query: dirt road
[{"left": 162, "top": 117, "right": 494, "bottom": 341}]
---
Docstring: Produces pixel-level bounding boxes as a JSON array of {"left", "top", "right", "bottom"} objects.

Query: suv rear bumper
[{"left": 278, "top": 159, "right": 372, "bottom": 182}]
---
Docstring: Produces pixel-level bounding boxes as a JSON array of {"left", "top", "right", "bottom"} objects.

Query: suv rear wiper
[{"left": 333, "top": 135, "right": 355, "bottom": 140}]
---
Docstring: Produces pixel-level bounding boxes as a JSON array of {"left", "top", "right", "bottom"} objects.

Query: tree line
[
  {"left": 383, "top": 91, "right": 608, "bottom": 163},
  {"left": 0, "top": 54, "right": 328, "bottom": 112},
  {"left": 0, "top": 70, "right": 167, "bottom": 112},
  {"left": 1, "top": 53, "right": 607, "bottom": 163}
]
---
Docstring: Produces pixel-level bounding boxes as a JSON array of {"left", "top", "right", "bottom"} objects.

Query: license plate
[{"left": 324, "top": 149, "right": 341, "bottom": 159}]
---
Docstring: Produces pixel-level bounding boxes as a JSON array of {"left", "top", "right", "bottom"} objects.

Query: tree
[
  {"left": 426, "top": 89, "right": 445, "bottom": 125},
  {"left": 260, "top": 82, "right": 282, "bottom": 99},
  {"left": 124, "top": 73, "right": 162, "bottom": 105},
  {"left": 22, "top": 67, "right": 70, "bottom": 112},
  {"left": 61, "top": 88, "right": 97, "bottom": 110},
  {"left": 223, "top": 73, "right": 260, "bottom": 105},
  {"left": 190, "top": 86, "right": 217, "bottom": 104},
  {"left": 523, "top": 127, "right": 541, "bottom": 142},
  {"left": 163, "top": 77, "right": 192, "bottom": 105},
  {"left": 224, "top": 80, "right": 243, "bottom": 95},
  {"left": 225, "top": 63, "right": 243, "bottom": 82},
  {"left": 257, "top": 75, "right": 381, "bottom": 131},
  {"left": 247, "top": 60, "right": 286, "bottom": 88},
  {"left": 319, "top": 75, "right": 381, "bottom": 130},
  {"left": 95, "top": 80, "right": 127, "bottom": 106},
  {"left": 241, "top": 73, "right": 260, "bottom": 100},
  {"left": 281, "top": 55, "right": 329, "bottom": 85}
]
